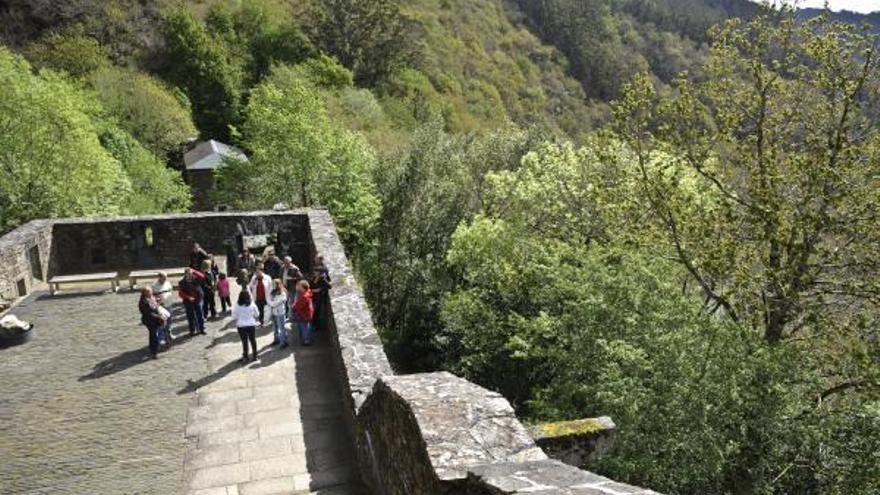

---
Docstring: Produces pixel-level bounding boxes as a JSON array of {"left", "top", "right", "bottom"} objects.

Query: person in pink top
[{"left": 217, "top": 273, "right": 231, "bottom": 314}]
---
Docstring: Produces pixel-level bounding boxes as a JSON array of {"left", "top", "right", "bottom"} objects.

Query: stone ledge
[
  {"left": 359, "top": 372, "right": 547, "bottom": 492},
  {"left": 467, "top": 460, "right": 660, "bottom": 495},
  {"left": 528, "top": 417, "right": 617, "bottom": 468}
]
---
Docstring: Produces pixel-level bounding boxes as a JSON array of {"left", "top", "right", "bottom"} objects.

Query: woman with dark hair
[
  {"left": 231, "top": 290, "right": 260, "bottom": 363},
  {"left": 138, "top": 286, "right": 165, "bottom": 359}
]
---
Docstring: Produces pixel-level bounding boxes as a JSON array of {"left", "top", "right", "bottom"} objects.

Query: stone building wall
[
  {"left": 0, "top": 220, "right": 53, "bottom": 304},
  {"left": 49, "top": 211, "right": 313, "bottom": 276}
]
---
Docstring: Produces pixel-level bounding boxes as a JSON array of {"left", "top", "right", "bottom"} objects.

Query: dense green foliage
[
  {"left": 24, "top": 28, "right": 111, "bottom": 77},
  {"left": 312, "top": 0, "right": 410, "bottom": 85},
  {"left": 90, "top": 67, "right": 198, "bottom": 159},
  {"left": 213, "top": 63, "right": 379, "bottom": 256},
  {"left": 159, "top": 8, "right": 244, "bottom": 141},
  {"left": 2, "top": 1, "right": 879, "bottom": 494},
  {"left": 0, "top": 48, "right": 189, "bottom": 232},
  {"left": 367, "top": 119, "right": 541, "bottom": 369}
]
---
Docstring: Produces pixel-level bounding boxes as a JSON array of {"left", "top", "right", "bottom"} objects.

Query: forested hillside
[{"left": 1, "top": 1, "right": 879, "bottom": 494}]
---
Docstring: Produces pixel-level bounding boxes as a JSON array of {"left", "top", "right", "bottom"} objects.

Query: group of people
[{"left": 137, "top": 242, "right": 331, "bottom": 362}]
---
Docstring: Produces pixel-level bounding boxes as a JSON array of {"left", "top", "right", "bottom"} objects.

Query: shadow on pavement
[{"left": 78, "top": 325, "right": 199, "bottom": 381}]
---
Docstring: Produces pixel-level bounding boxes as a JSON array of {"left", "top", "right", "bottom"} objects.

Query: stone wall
[
  {"left": 0, "top": 220, "right": 53, "bottom": 305},
  {"left": 49, "top": 211, "right": 313, "bottom": 276}
]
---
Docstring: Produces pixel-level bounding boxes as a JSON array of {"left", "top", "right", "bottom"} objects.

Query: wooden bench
[
  {"left": 128, "top": 268, "right": 187, "bottom": 290},
  {"left": 49, "top": 272, "right": 119, "bottom": 296}
]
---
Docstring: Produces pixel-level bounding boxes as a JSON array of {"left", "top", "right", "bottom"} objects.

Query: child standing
[
  {"left": 217, "top": 273, "right": 231, "bottom": 314},
  {"left": 292, "top": 280, "right": 314, "bottom": 346}
]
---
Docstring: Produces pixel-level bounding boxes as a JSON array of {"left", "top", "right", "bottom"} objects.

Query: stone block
[
  {"left": 187, "top": 462, "right": 251, "bottom": 490},
  {"left": 358, "top": 372, "right": 548, "bottom": 494},
  {"left": 528, "top": 417, "right": 617, "bottom": 468},
  {"left": 249, "top": 453, "right": 308, "bottom": 479}
]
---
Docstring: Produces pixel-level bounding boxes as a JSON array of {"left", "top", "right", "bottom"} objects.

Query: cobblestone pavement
[{"left": 0, "top": 286, "right": 365, "bottom": 495}]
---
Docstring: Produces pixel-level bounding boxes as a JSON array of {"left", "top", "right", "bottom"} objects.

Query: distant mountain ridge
[{"left": 800, "top": 7, "right": 880, "bottom": 31}]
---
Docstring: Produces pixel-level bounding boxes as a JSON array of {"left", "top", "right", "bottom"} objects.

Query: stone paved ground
[
  {"left": 183, "top": 309, "right": 366, "bottom": 495},
  {"left": 0, "top": 285, "right": 365, "bottom": 495}
]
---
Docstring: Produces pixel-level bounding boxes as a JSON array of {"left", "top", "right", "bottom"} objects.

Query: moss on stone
[{"left": 535, "top": 418, "right": 605, "bottom": 438}]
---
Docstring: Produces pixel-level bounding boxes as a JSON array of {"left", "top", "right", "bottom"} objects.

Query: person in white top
[
  {"left": 231, "top": 291, "right": 260, "bottom": 363},
  {"left": 248, "top": 264, "right": 272, "bottom": 326},
  {"left": 267, "top": 278, "right": 288, "bottom": 348},
  {"left": 151, "top": 272, "right": 174, "bottom": 345}
]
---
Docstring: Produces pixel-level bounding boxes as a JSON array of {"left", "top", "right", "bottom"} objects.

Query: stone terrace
[{"left": 0, "top": 285, "right": 365, "bottom": 494}]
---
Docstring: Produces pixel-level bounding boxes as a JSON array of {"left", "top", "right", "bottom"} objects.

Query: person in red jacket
[
  {"left": 292, "top": 280, "right": 314, "bottom": 346},
  {"left": 179, "top": 268, "right": 206, "bottom": 336}
]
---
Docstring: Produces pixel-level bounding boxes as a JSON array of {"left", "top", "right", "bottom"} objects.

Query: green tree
[
  {"left": 441, "top": 136, "right": 879, "bottom": 494},
  {"left": 313, "top": 0, "right": 412, "bottom": 85},
  {"left": 0, "top": 48, "right": 131, "bottom": 233},
  {"left": 98, "top": 127, "right": 192, "bottom": 214},
  {"left": 160, "top": 8, "right": 243, "bottom": 141},
  {"left": 366, "top": 119, "right": 538, "bottom": 370},
  {"left": 24, "top": 29, "right": 110, "bottom": 77},
  {"left": 213, "top": 64, "right": 379, "bottom": 256},
  {"left": 614, "top": 12, "right": 880, "bottom": 493},
  {"left": 90, "top": 67, "right": 198, "bottom": 158}
]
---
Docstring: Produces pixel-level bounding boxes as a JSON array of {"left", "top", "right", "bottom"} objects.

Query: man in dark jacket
[
  {"left": 237, "top": 248, "right": 256, "bottom": 276},
  {"left": 200, "top": 260, "right": 218, "bottom": 319},
  {"left": 310, "top": 268, "right": 331, "bottom": 332},
  {"left": 263, "top": 251, "right": 283, "bottom": 280},
  {"left": 139, "top": 287, "right": 165, "bottom": 359},
  {"left": 189, "top": 242, "right": 209, "bottom": 269}
]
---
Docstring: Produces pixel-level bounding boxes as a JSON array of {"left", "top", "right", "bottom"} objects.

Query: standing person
[
  {"left": 237, "top": 248, "right": 256, "bottom": 276},
  {"left": 248, "top": 264, "right": 271, "bottom": 326},
  {"left": 263, "top": 251, "right": 283, "bottom": 280},
  {"left": 281, "top": 257, "right": 302, "bottom": 318},
  {"left": 236, "top": 269, "right": 250, "bottom": 295},
  {"left": 310, "top": 268, "right": 331, "bottom": 332},
  {"left": 151, "top": 272, "right": 175, "bottom": 345},
  {"left": 217, "top": 273, "right": 231, "bottom": 314},
  {"left": 201, "top": 260, "right": 217, "bottom": 319},
  {"left": 209, "top": 255, "right": 220, "bottom": 277},
  {"left": 189, "top": 242, "right": 209, "bottom": 270},
  {"left": 292, "top": 280, "right": 314, "bottom": 346},
  {"left": 231, "top": 291, "right": 259, "bottom": 363},
  {"left": 267, "top": 279, "right": 288, "bottom": 347},
  {"left": 138, "top": 287, "right": 165, "bottom": 359},
  {"left": 314, "top": 255, "right": 331, "bottom": 281},
  {"left": 179, "top": 268, "right": 206, "bottom": 336}
]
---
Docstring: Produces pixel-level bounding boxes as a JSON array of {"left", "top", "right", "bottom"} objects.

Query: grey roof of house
[{"left": 183, "top": 140, "right": 248, "bottom": 170}]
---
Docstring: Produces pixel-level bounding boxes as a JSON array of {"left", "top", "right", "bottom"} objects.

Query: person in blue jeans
[
  {"left": 178, "top": 268, "right": 206, "bottom": 336},
  {"left": 267, "top": 279, "right": 289, "bottom": 348},
  {"left": 292, "top": 280, "right": 314, "bottom": 345}
]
